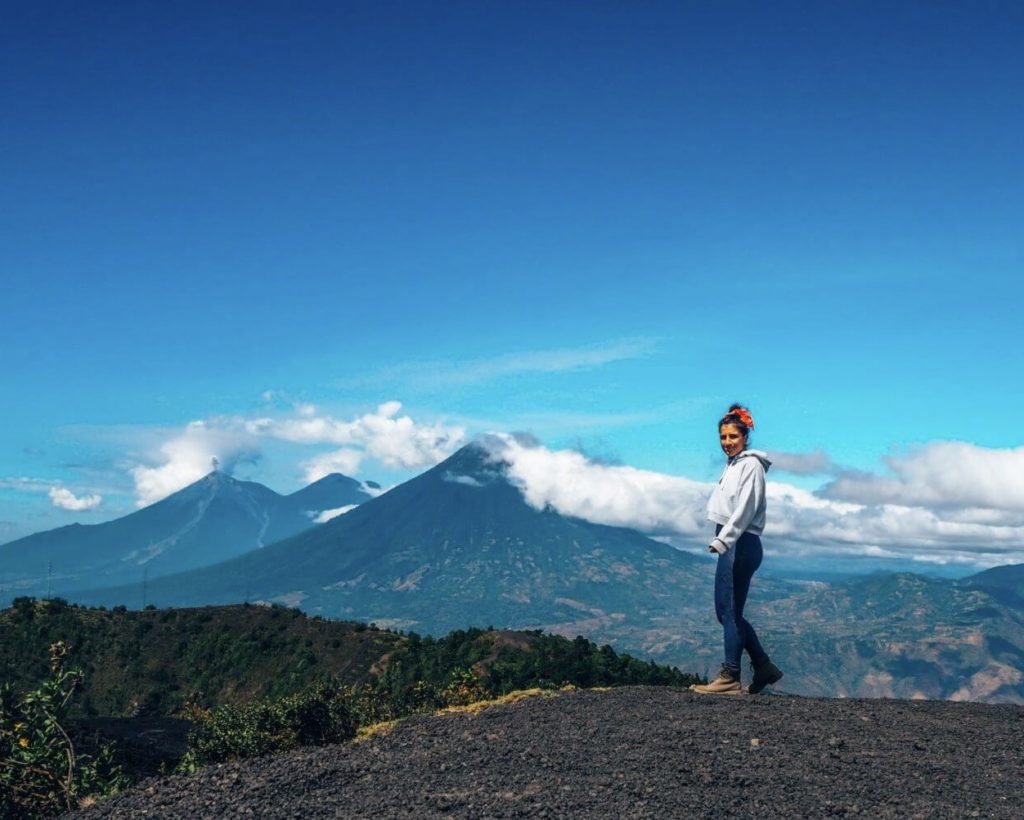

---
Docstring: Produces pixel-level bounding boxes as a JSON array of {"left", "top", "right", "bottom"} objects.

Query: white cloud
[
  {"left": 484, "top": 434, "right": 709, "bottom": 537},
  {"left": 48, "top": 487, "right": 103, "bottom": 511},
  {"left": 3, "top": 477, "right": 105, "bottom": 513},
  {"left": 121, "top": 407, "right": 1024, "bottom": 569},
  {"left": 130, "top": 402, "right": 464, "bottom": 506},
  {"left": 767, "top": 449, "right": 837, "bottom": 475},
  {"left": 254, "top": 401, "right": 466, "bottom": 476},
  {"left": 302, "top": 449, "right": 364, "bottom": 484},
  {"left": 483, "top": 435, "right": 1024, "bottom": 568},
  {"left": 444, "top": 472, "right": 485, "bottom": 487},
  {"left": 766, "top": 484, "right": 1024, "bottom": 553},
  {"left": 130, "top": 420, "right": 259, "bottom": 508},
  {"left": 311, "top": 505, "right": 358, "bottom": 523},
  {"left": 821, "top": 442, "right": 1024, "bottom": 513}
]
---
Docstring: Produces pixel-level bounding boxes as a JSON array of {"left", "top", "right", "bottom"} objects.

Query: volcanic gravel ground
[{"left": 74, "top": 686, "right": 1024, "bottom": 818}]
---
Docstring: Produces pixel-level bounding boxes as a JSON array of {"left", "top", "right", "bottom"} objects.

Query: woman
[{"left": 691, "top": 404, "right": 783, "bottom": 695}]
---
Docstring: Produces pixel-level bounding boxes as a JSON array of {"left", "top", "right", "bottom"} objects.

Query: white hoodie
[{"left": 705, "top": 449, "right": 771, "bottom": 554}]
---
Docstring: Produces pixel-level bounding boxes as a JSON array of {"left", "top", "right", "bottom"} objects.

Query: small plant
[
  {"left": 440, "top": 667, "right": 487, "bottom": 707},
  {"left": 0, "top": 641, "right": 127, "bottom": 818}
]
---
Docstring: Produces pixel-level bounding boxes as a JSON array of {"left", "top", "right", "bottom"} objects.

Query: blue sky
[{"left": 2, "top": 2, "right": 1022, "bottom": 567}]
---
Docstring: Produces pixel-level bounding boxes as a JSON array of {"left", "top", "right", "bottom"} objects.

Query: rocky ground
[{"left": 73, "top": 686, "right": 1024, "bottom": 818}]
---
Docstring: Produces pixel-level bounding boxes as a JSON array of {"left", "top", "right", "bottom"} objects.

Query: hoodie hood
[{"left": 731, "top": 449, "right": 772, "bottom": 471}]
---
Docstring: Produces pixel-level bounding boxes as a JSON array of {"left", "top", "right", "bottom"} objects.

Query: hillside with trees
[{"left": 0, "top": 599, "right": 698, "bottom": 721}]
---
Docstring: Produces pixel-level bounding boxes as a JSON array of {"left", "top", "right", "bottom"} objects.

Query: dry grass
[
  {"left": 354, "top": 686, "right": 577, "bottom": 742},
  {"left": 437, "top": 685, "right": 573, "bottom": 716},
  {"left": 354, "top": 719, "right": 401, "bottom": 742}
]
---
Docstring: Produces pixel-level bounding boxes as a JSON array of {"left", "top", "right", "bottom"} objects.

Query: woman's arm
[{"left": 709, "top": 461, "right": 764, "bottom": 554}]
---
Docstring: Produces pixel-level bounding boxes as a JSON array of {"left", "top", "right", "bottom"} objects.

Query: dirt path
[{"left": 74, "top": 687, "right": 1024, "bottom": 818}]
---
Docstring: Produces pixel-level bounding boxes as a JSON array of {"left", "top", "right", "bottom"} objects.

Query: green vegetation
[
  {"left": 1, "top": 601, "right": 696, "bottom": 721},
  {"left": 1, "top": 640, "right": 127, "bottom": 818},
  {"left": 2, "top": 599, "right": 701, "bottom": 787},
  {"left": 371, "top": 628, "right": 697, "bottom": 713},
  {"left": 178, "top": 681, "right": 358, "bottom": 771},
  {"left": 0, "top": 598, "right": 401, "bottom": 716},
  {"left": 176, "top": 627, "right": 700, "bottom": 768}
]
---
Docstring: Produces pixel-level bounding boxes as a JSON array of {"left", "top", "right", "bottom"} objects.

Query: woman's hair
[{"left": 719, "top": 403, "right": 754, "bottom": 437}]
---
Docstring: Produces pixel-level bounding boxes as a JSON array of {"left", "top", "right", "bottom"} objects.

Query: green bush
[
  {"left": 179, "top": 682, "right": 357, "bottom": 770},
  {"left": 440, "top": 667, "right": 487, "bottom": 707},
  {"left": 0, "top": 641, "right": 127, "bottom": 818}
]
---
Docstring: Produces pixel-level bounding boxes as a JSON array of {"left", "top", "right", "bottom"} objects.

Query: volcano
[
  {"left": 0, "top": 471, "right": 374, "bottom": 597},
  {"left": 69, "top": 442, "right": 710, "bottom": 640}
]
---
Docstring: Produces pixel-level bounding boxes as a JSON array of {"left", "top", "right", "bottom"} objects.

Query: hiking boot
[
  {"left": 690, "top": 666, "right": 743, "bottom": 695},
  {"left": 748, "top": 659, "right": 783, "bottom": 694}
]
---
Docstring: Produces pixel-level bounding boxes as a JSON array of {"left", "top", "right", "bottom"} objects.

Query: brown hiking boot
[
  {"left": 690, "top": 665, "right": 743, "bottom": 695},
  {"left": 748, "top": 659, "right": 783, "bottom": 694}
]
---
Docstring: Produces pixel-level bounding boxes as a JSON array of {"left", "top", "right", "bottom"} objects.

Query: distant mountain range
[
  {"left": 67, "top": 443, "right": 723, "bottom": 635},
  {"left": 10, "top": 443, "right": 1024, "bottom": 703},
  {"left": 0, "top": 471, "right": 376, "bottom": 597},
  {"left": 749, "top": 568, "right": 1024, "bottom": 702}
]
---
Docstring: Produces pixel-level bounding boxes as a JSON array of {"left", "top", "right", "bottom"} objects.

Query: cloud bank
[
  {"left": 482, "top": 434, "right": 1024, "bottom": 568},
  {"left": 484, "top": 434, "right": 708, "bottom": 536},
  {"left": 130, "top": 402, "right": 464, "bottom": 505},
  {"left": 821, "top": 442, "right": 1024, "bottom": 513},
  {"left": 124, "top": 404, "right": 1024, "bottom": 567},
  {"left": 248, "top": 401, "right": 465, "bottom": 482}
]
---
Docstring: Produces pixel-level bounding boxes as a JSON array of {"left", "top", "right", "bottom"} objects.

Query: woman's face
[{"left": 719, "top": 424, "right": 747, "bottom": 459}]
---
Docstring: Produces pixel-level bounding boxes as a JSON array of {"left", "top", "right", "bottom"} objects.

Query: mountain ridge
[
  {"left": 0, "top": 470, "right": 375, "bottom": 596},
  {"left": 51, "top": 444, "right": 1024, "bottom": 702},
  {"left": 65, "top": 442, "right": 715, "bottom": 635}
]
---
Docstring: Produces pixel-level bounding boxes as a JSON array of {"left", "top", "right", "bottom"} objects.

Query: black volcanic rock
[
  {"left": 73, "top": 686, "right": 1024, "bottom": 819},
  {"left": 0, "top": 471, "right": 373, "bottom": 596}
]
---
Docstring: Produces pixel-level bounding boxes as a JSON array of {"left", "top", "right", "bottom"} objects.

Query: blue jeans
[{"left": 714, "top": 526, "right": 768, "bottom": 674}]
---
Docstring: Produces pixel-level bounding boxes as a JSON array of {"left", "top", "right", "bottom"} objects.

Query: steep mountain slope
[
  {"left": 0, "top": 471, "right": 373, "bottom": 596},
  {"left": 962, "top": 562, "right": 1024, "bottom": 608}
]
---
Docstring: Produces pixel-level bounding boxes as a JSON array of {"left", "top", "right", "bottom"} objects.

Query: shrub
[
  {"left": 441, "top": 668, "right": 487, "bottom": 707},
  {"left": 0, "top": 641, "right": 127, "bottom": 818},
  {"left": 179, "top": 682, "right": 357, "bottom": 770}
]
